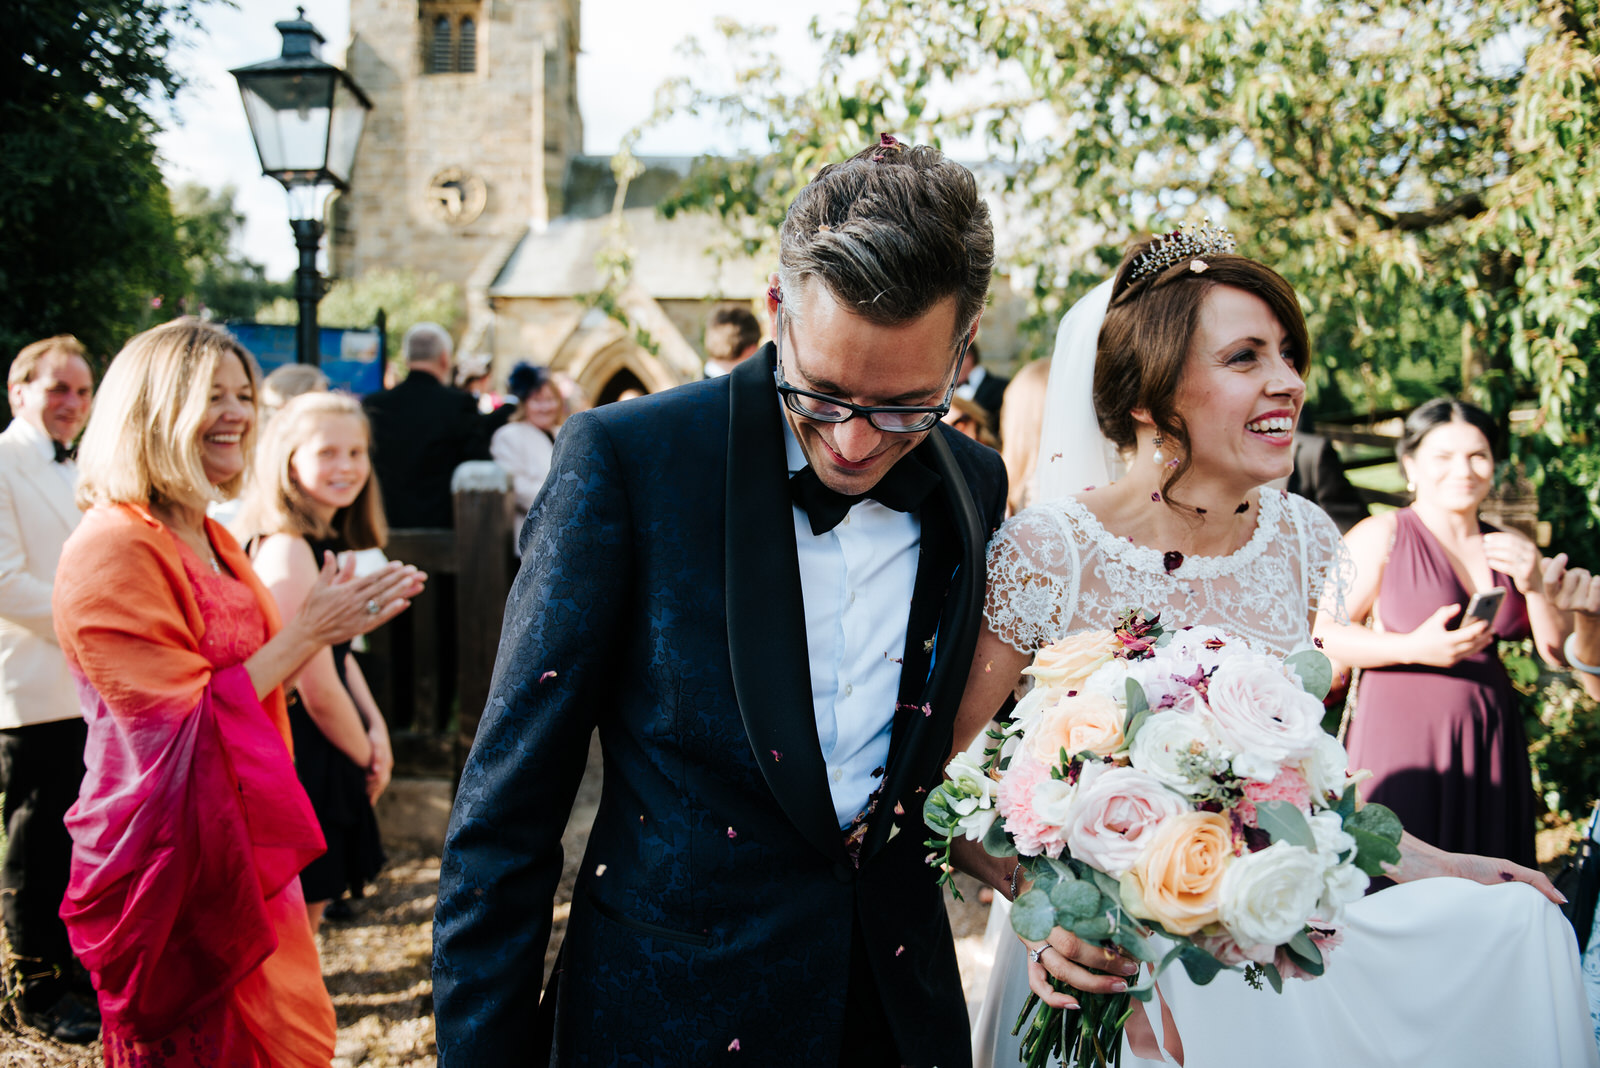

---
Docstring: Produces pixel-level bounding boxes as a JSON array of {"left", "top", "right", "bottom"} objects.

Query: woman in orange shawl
[{"left": 52, "top": 319, "right": 424, "bottom": 1067}]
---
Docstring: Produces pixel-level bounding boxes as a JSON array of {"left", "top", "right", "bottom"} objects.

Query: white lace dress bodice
[
  {"left": 984, "top": 489, "right": 1349, "bottom": 658},
  {"left": 970, "top": 491, "right": 1596, "bottom": 1068}
]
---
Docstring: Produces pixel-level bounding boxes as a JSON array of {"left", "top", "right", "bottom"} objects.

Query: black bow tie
[
  {"left": 789, "top": 455, "right": 939, "bottom": 535},
  {"left": 53, "top": 439, "right": 77, "bottom": 464}
]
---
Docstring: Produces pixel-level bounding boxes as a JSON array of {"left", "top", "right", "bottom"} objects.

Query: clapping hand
[
  {"left": 298, "top": 552, "right": 427, "bottom": 647},
  {"left": 1542, "top": 554, "right": 1600, "bottom": 617},
  {"left": 1402, "top": 603, "right": 1495, "bottom": 668}
]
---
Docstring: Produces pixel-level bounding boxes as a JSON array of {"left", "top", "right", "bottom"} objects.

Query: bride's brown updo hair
[{"left": 1093, "top": 237, "right": 1310, "bottom": 507}]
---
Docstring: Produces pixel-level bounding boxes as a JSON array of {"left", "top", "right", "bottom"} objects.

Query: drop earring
[
  {"left": 1406, "top": 480, "right": 1416, "bottom": 493},
  {"left": 1151, "top": 434, "right": 1165, "bottom": 466}
]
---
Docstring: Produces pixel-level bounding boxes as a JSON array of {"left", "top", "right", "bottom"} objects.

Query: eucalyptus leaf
[
  {"left": 1262, "top": 962, "right": 1284, "bottom": 994},
  {"left": 1125, "top": 678, "right": 1149, "bottom": 720},
  {"left": 1346, "top": 802, "right": 1403, "bottom": 843},
  {"left": 1285, "top": 648, "right": 1333, "bottom": 699},
  {"left": 1123, "top": 707, "right": 1152, "bottom": 748},
  {"left": 1010, "top": 889, "right": 1057, "bottom": 942},
  {"left": 1348, "top": 827, "right": 1403, "bottom": 876},
  {"left": 982, "top": 816, "right": 1018, "bottom": 859},
  {"left": 1336, "top": 784, "right": 1359, "bottom": 821},
  {"left": 1049, "top": 879, "right": 1101, "bottom": 920},
  {"left": 1112, "top": 923, "right": 1156, "bottom": 964},
  {"left": 1286, "top": 930, "right": 1325, "bottom": 977},
  {"left": 1177, "top": 944, "right": 1226, "bottom": 986},
  {"left": 1255, "top": 800, "right": 1316, "bottom": 849},
  {"left": 1089, "top": 866, "right": 1124, "bottom": 901},
  {"left": 1071, "top": 914, "right": 1113, "bottom": 941}
]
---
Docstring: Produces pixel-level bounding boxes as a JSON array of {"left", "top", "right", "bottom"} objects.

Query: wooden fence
[{"left": 357, "top": 463, "right": 518, "bottom": 781}]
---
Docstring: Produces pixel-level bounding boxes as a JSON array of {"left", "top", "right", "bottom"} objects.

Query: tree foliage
[
  {"left": 0, "top": 2, "right": 212, "bottom": 366},
  {"left": 648, "top": 0, "right": 1599, "bottom": 547},
  {"left": 171, "top": 182, "right": 289, "bottom": 322}
]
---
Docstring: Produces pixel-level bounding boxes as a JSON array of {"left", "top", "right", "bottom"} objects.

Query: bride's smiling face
[{"left": 1172, "top": 285, "right": 1305, "bottom": 490}]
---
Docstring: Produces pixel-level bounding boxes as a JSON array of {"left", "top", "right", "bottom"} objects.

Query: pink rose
[
  {"left": 1204, "top": 655, "right": 1325, "bottom": 781},
  {"left": 1063, "top": 763, "right": 1187, "bottom": 878},
  {"left": 1234, "top": 767, "right": 1313, "bottom": 827}
]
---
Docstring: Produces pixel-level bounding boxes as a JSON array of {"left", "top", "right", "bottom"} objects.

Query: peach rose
[
  {"left": 1119, "top": 810, "right": 1233, "bottom": 934},
  {"left": 1022, "top": 692, "right": 1125, "bottom": 763},
  {"left": 1023, "top": 630, "right": 1117, "bottom": 690}
]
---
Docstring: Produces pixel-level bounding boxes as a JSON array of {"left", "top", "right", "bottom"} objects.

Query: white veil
[{"left": 1034, "top": 277, "right": 1121, "bottom": 501}]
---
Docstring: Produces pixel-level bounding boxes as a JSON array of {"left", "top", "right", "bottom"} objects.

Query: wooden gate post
[{"left": 451, "top": 461, "right": 516, "bottom": 775}]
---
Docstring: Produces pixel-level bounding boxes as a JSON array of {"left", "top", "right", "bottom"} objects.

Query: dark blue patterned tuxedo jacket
[{"left": 434, "top": 347, "right": 1007, "bottom": 1065}]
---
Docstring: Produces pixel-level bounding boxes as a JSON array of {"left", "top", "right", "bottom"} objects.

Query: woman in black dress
[{"left": 235, "top": 391, "right": 394, "bottom": 931}]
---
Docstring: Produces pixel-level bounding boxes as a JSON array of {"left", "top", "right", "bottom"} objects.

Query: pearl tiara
[{"left": 1127, "top": 220, "right": 1238, "bottom": 284}]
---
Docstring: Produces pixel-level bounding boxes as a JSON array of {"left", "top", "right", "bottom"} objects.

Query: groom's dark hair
[{"left": 776, "top": 138, "right": 993, "bottom": 347}]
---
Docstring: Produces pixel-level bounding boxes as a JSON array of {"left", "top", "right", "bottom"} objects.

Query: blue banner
[{"left": 225, "top": 322, "right": 386, "bottom": 396}]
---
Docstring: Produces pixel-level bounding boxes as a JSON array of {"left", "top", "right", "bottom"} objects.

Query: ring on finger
[
  {"left": 364, "top": 599, "right": 381, "bottom": 616},
  {"left": 1028, "top": 945, "right": 1047, "bottom": 965}
]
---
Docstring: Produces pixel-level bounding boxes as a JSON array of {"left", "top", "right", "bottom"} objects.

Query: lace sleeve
[
  {"left": 983, "top": 506, "right": 1081, "bottom": 653},
  {"left": 1288, "top": 494, "right": 1354, "bottom": 625}
]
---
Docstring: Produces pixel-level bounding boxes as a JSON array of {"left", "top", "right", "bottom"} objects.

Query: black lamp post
[{"left": 232, "top": 8, "right": 372, "bottom": 366}]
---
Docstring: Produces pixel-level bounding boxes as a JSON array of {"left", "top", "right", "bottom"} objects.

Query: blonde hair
[
  {"left": 234, "top": 391, "right": 387, "bottom": 551},
  {"left": 1000, "top": 357, "right": 1051, "bottom": 515},
  {"left": 260, "top": 363, "right": 329, "bottom": 424},
  {"left": 77, "top": 318, "right": 260, "bottom": 511}
]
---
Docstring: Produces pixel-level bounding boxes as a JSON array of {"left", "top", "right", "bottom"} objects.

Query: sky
[{"left": 156, "top": 0, "right": 856, "bottom": 280}]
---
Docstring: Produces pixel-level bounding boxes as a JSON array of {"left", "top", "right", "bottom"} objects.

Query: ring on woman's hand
[
  {"left": 364, "top": 599, "right": 381, "bottom": 616},
  {"left": 1028, "top": 945, "right": 1047, "bottom": 965}
]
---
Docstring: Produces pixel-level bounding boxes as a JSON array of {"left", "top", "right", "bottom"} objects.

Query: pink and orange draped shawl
[{"left": 52, "top": 503, "right": 334, "bottom": 1064}]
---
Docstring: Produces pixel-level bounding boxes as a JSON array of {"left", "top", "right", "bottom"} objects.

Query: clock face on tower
[{"left": 426, "top": 167, "right": 488, "bottom": 225}]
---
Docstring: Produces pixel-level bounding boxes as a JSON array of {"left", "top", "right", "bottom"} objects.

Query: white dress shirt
[
  {"left": 491, "top": 421, "right": 557, "bottom": 513},
  {"left": 782, "top": 412, "right": 920, "bottom": 830}
]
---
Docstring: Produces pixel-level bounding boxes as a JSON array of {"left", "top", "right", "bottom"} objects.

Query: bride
[{"left": 954, "top": 233, "right": 1595, "bottom": 1067}]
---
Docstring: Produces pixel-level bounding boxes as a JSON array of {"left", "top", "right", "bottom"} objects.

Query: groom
[{"left": 433, "top": 139, "right": 1007, "bottom": 1066}]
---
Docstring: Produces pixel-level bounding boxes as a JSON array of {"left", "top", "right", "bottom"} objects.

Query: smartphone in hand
[{"left": 1446, "top": 587, "right": 1507, "bottom": 631}]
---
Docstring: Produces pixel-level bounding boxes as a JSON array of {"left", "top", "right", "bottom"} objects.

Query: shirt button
[
  {"left": 830, "top": 767, "right": 843, "bottom": 783},
  {"left": 841, "top": 515, "right": 851, "bottom": 526},
  {"left": 844, "top": 683, "right": 854, "bottom": 696},
  {"left": 848, "top": 591, "right": 857, "bottom": 605}
]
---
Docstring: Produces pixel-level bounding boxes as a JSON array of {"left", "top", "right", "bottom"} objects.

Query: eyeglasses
[{"left": 772, "top": 307, "right": 968, "bottom": 434}]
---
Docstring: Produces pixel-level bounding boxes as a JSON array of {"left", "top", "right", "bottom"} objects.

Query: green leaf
[
  {"left": 982, "top": 815, "right": 1018, "bottom": 859},
  {"left": 1010, "top": 888, "right": 1056, "bottom": 942},
  {"left": 1123, "top": 707, "right": 1152, "bottom": 748},
  {"left": 1071, "top": 914, "right": 1114, "bottom": 941},
  {"left": 1255, "top": 800, "right": 1316, "bottom": 849},
  {"left": 1285, "top": 648, "right": 1333, "bottom": 700},
  {"left": 1348, "top": 826, "right": 1403, "bottom": 876},
  {"left": 1049, "top": 879, "right": 1101, "bottom": 921},
  {"left": 1346, "top": 802, "right": 1403, "bottom": 843},
  {"left": 1089, "top": 866, "right": 1124, "bottom": 901},
  {"left": 1125, "top": 677, "right": 1150, "bottom": 721},
  {"left": 1177, "top": 944, "right": 1226, "bottom": 986},
  {"left": 1285, "top": 930, "right": 1325, "bottom": 977}
]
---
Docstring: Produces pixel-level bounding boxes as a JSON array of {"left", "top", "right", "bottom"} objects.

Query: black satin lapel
[
  {"left": 864, "top": 429, "right": 988, "bottom": 860},
  {"left": 725, "top": 348, "right": 848, "bottom": 863}
]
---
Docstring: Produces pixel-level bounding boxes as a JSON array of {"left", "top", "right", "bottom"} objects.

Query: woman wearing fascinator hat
[{"left": 954, "top": 230, "right": 1593, "bottom": 1066}]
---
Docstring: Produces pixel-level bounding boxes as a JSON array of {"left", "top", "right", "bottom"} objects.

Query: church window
[
  {"left": 458, "top": 18, "right": 476, "bottom": 72},
  {"left": 422, "top": 3, "right": 481, "bottom": 75},
  {"left": 429, "top": 16, "right": 453, "bottom": 74}
]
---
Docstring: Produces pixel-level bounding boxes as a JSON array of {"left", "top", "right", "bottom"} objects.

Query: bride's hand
[
  {"left": 1385, "top": 831, "right": 1565, "bottom": 906},
  {"left": 1021, "top": 929, "right": 1141, "bottom": 1009}
]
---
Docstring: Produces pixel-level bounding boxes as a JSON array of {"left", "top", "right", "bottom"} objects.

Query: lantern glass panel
[{"left": 238, "top": 70, "right": 336, "bottom": 176}]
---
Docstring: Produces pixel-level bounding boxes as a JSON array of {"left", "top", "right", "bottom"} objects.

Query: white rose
[
  {"left": 1320, "top": 861, "right": 1370, "bottom": 914},
  {"left": 1306, "top": 811, "right": 1355, "bottom": 868},
  {"left": 1031, "top": 773, "right": 1078, "bottom": 830},
  {"left": 944, "top": 750, "right": 998, "bottom": 841},
  {"left": 1128, "top": 711, "right": 1228, "bottom": 795},
  {"left": 1062, "top": 763, "right": 1188, "bottom": 878},
  {"left": 1218, "top": 840, "right": 1326, "bottom": 949},
  {"left": 1206, "top": 655, "right": 1326, "bottom": 781},
  {"left": 1302, "top": 733, "right": 1353, "bottom": 801}
]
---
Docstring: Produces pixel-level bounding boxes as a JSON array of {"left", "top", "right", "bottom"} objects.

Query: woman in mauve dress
[{"left": 1318, "top": 398, "right": 1574, "bottom": 867}]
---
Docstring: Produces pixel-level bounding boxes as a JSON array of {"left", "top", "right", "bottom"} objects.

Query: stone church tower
[{"left": 336, "top": 0, "right": 582, "bottom": 289}]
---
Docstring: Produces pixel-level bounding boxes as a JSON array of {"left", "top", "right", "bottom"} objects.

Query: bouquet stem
[{"left": 1015, "top": 984, "right": 1129, "bottom": 1068}]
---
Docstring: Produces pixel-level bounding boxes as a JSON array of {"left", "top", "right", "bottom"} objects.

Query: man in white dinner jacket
[{"left": 0, "top": 334, "right": 98, "bottom": 1043}]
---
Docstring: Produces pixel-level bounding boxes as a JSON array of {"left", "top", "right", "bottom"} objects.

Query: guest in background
[
  {"left": 998, "top": 357, "right": 1051, "bottom": 516},
  {"left": 942, "top": 394, "right": 999, "bottom": 449},
  {"left": 54, "top": 318, "right": 422, "bottom": 1066},
  {"left": 703, "top": 304, "right": 762, "bottom": 377},
  {"left": 1545, "top": 555, "right": 1600, "bottom": 701},
  {"left": 0, "top": 335, "right": 99, "bottom": 1043},
  {"left": 362, "top": 322, "right": 490, "bottom": 529},
  {"left": 234, "top": 392, "right": 397, "bottom": 934},
  {"left": 490, "top": 362, "right": 565, "bottom": 516},
  {"left": 259, "top": 364, "right": 329, "bottom": 426},
  {"left": 1287, "top": 412, "right": 1370, "bottom": 533},
  {"left": 954, "top": 338, "right": 1009, "bottom": 442},
  {"left": 1316, "top": 397, "right": 1571, "bottom": 867}
]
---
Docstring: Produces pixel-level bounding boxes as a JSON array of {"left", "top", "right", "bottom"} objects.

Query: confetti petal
[
  {"left": 539, "top": 670, "right": 558, "bottom": 683},
  {"left": 895, "top": 945, "right": 905, "bottom": 956},
  {"left": 595, "top": 864, "right": 607, "bottom": 876},
  {"left": 728, "top": 1038, "right": 741, "bottom": 1051},
  {"left": 727, "top": 827, "right": 737, "bottom": 839},
  {"left": 770, "top": 750, "right": 783, "bottom": 762}
]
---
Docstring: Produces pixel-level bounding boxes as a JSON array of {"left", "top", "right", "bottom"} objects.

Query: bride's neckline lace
[{"left": 1038, "top": 490, "right": 1284, "bottom": 579}]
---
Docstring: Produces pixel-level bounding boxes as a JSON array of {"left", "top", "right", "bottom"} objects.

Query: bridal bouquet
[{"left": 925, "top": 610, "right": 1403, "bottom": 1068}]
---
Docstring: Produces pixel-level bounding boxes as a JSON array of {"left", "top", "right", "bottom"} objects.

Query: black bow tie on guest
[
  {"left": 53, "top": 439, "right": 77, "bottom": 464},
  {"left": 789, "top": 454, "right": 940, "bottom": 535}
]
